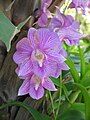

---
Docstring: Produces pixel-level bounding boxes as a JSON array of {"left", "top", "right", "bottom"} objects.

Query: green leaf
[
  {"left": 61, "top": 109, "right": 85, "bottom": 120},
  {"left": 81, "top": 70, "right": 90, "bottom": 87},
  {"left": 0, "top": 101, "right": 50, "bottom": 120},
  {"left": 65, "top": 57, "right": 80, "bottom": 83},
  {"left": 58, "top": 90, "right": 80, "bottom": 118},
  {"left": 0, "top": 12, "right": 17, "bottom": 49},
  {"left": 71, "top": 103, "right": 85, "bottom": 113},
  {"left": 62, "top": 84, "right": 71, "bottom": 103},
  {"left": 78, "top": 47, "right": 86, "bottom": 78},
  {"left": 50, "top": 77, "right": 60, "bottom": 87},
  {"left": 0, "top": 12, "right": 31, "bottom": 49},
  {"left": 17, "top": 16, "right": 31, "bottom": 30},
  {"left": 75, "top": 83, "right": 90, "bottom": 120}
]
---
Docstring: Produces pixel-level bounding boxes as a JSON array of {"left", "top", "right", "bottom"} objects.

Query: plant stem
[
  {"left": 55, "top": 73, "right": 62, "bottom": 120},
  {"left": 49, "top": 91, "right": 55, "bottom": 119}
]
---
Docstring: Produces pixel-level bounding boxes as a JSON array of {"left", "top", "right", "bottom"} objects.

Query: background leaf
[
  {"left": 61, "top": 109, "right": 85, "bottom": 120},
  {"left": 75, "top": 83, "right": 90, "bottom": 120},
  {"left": 65, "top": 58, "right": 80, "bottom": 83},
  {"left": 0, "top": 12, "right": 16, "bottom": 49},
  {"left": 0, "top": 12, "right": 31, "bottom": 49},
  {"left": 0, "top": 101, "right": 50, "bottom": 120}
]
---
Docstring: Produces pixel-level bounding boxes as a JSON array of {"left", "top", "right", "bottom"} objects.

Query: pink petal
[
  {"left": 16, "top": 37, "right": 32, "bottom": 52},
  {"left": 32, "top": 61, "right": 45, "bottom": 78},
  {"left": 47, "top": 52, "right": 66, "bottom": 63},
  {"left": 42, "top": 77, "right": 57, "bottom": 91},
  {"left": 69, "top": 2, "right": 76, "bottom": 8},
  {"left": 29, "top": 84, "right": 44, "bottom": 100},
  {"left": 59, "top": 63, "right": 69, "bottom": 70},
  {"left": 41, "top": 0, "right": 52, "bottom": 9},
  {"left": 38, "top": 28, "right": 61, "bottom": 52},
  {"left": 44, "top": 59, "right": 61, "bottom": 78},
  {"left": 55, "top": 7, "right": 64, "bottom": 25},
  {"left": 59, "top": 49, "right": 67, "bottom": 58},
  {"left": 13, "top": 51, "right": 30, "bottom": 64},
  {"left": 18, "top": 79, "right": 30, "bottom": 96},
  {"left": 38, "top": 13, "right": 48, "bottom": 27},
  {"left": 18, "top": 59, "right": 33, "bottom": 77},
  {"left": 27, "top": 28, "right": 37, "bottom": 49}
]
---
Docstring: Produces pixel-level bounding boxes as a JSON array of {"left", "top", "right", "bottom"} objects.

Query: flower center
[
  {"left": 33, "top": 75, "right": 41, "bottom": 90},
  {"left": 32, "top": 49, "right": 44, "bottom": 67}
]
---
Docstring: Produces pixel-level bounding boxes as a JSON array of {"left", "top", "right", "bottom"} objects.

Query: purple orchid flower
[
  {"left": 37, "top": 0, "right": 52, "bottom": 27},
  {"left": 18, "top": 73, "right": 57, "bottom": 100},
  {"left": 49, "top": 7, "right": 83, "bottom": 46},
  {"left": 69, "top": 0, "right": 89, "bottom": 14},
  {"left": 13, "top": 28, "right": 69, "bottom": 79},
  {"left": 87, "top": 1, "right": 90, "bottom": 8}
]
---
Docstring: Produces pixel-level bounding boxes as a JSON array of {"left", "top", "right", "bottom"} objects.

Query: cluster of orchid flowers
[{"left": 13, "top": 0, "right": 89, "bottom": 100}]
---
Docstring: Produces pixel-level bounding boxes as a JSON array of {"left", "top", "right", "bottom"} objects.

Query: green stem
[
  {"left": 55, "top": 73, "right": 62, "bottom": 120},
  {"left": 59, "top": 90, "right": 80, "bottom": 117},
  {"left": 78, "top": 46, "right": 85, "bottom": 79},
  {"left": 49, "top": 91, "right": 55, "bottom": 119}
]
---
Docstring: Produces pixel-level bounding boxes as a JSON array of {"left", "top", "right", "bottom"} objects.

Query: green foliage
[
  {"left": 0, "top": 12, "right": 17, "bottom": 49},
  {"left": 0, "top": 101, "right": 50, "bottom": 120},
  {"left": 61, "top": 110, "right": 85, "bottom": 120},
  {"left": 0, "top": 2, "right": 90, "bottom": 119},
  {"left": 75, "top": 84, "right": 90, "bottom": 120},
  {"left": 65, "top": 57, "right": 80, "bottom": 83},
  {"left": 0, "top": 12, "right": 31, "bottom": 49}
]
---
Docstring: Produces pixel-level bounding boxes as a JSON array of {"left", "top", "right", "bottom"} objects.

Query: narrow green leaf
[
  {"left": 62, "top": 84, "right": 71, "bottom": 103},
  {"left": 58, "top": 90, "right": 80, "bottom": 117},
  {"left": 81, "top": 70, "right": 90, "bottom": 87},
  {"left": 0, "top": 101, "right": 50, "bottom": 120},
  {"left": 75, "top": 83, "right": 90, "bottom": 120},
  {"left": 17, "top": 16, "right": 31, "bottom": 30},
  {"left": 78, "top": 47, "right": 86, "bottom": 79},
  {"left": 66, "top": 57, "right": 80, "bottom": 83},
  {"left": 50, "top": 77, "right": 60, "bottom": 87}
]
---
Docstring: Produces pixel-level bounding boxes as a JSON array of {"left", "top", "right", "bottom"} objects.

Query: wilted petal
[
  {"left": 42, "top": 77, "right": 57, "bottom": 91},
  {"left": 18, "top": 79, "right": 30, "bottom": 96}
]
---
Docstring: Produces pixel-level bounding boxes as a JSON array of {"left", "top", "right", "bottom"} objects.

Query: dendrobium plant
[
  {"left": 37, "top": 0, "right": 52, "bottom": 27},
  {"left": 49, "top": 7, "right": 83, "bottom": 45},
  {"left": 13, "top": 0, "right": 85, "bottom": 100},
  {"left": 69, "top": 0, "right": 89, "bottom": 14}
]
